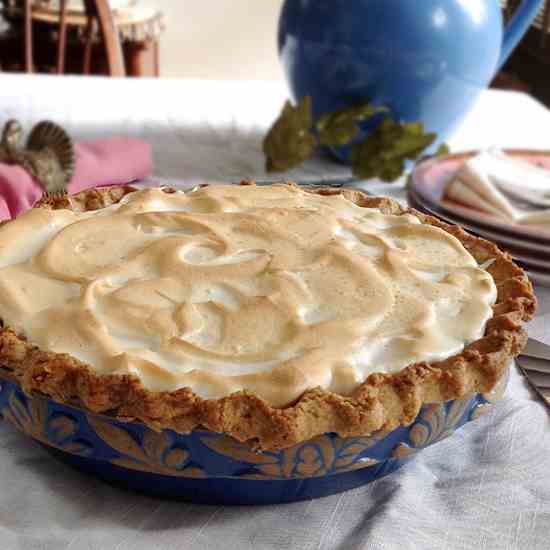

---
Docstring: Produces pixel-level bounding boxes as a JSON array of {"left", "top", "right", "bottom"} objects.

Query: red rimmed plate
[{"left": 409, "top": 150, "right": 550, "bottom": 243}]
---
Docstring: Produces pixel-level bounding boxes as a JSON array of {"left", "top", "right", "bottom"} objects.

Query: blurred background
[
  {"left": 0, "top": 0, "right": 284, "bottom": 79},
  {"left": 155, "top": 0, "right": 283, "bottom": 80},
  {"left": 0, "top": 0, "right": 549, "bottom": 104}
]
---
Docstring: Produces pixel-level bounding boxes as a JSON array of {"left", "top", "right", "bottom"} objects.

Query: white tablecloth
[{"left": 0, "top": 75, "right": 549, "bottom": 550}]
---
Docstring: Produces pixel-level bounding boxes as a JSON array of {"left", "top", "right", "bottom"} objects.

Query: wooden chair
[
  {"left": 497, "top": 0, "right": 550, "bottom": 107},
  {"left": 1, "top": 0, "right": 126, "bottom": 76}
]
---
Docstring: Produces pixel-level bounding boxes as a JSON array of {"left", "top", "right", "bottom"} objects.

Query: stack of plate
[{"left": 408, "top": 150, "right": 550, "bottom": 287}]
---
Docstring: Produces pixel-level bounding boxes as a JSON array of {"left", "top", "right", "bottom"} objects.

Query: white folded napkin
[{"left": 444, "top": 149, "right": 550, "bottom": 224}]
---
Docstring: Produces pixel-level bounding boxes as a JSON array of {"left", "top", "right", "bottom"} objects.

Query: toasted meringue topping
[{"left": 0, "top": 185, "right": 497, "bottom": 406}]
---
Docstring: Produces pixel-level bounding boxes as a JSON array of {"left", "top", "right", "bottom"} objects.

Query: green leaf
[
  {"left": 435, "top": 143, "right": 451, "bottom": 156},
  {"left": 351, "top": 117, "right": 438, "bottom": 182},
  {"left": 316, "top": 102, "right": 388, "bottom": 147},
  {"left": 262, "top": 96, "right": 317, "bottom": 172},
  {"left": 262, "top": 96, "right": 440, "bottom": 179}
]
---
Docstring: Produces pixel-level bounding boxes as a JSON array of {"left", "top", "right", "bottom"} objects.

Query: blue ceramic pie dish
[{"left": 0, "top": 364, "right": 509, "bottom": 505}]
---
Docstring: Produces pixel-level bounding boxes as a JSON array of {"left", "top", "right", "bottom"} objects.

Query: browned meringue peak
[{"left": 0, "top": 184, "right": 497, "bottom": 407}]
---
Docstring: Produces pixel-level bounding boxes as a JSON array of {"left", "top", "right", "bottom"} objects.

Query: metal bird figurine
[{"left": 0, "top": 119, "right": 75, "bottom": 194}]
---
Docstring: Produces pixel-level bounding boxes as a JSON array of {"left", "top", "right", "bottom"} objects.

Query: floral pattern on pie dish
[{"left": 0, "top": 362, "right": 509, "bottom": 504}]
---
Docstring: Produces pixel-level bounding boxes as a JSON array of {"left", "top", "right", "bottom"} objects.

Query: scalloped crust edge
[{"left": 0, "top": 182, "right": 537, "bottom": 451}]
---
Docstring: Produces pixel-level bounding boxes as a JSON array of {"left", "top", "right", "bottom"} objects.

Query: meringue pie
[{"left": 0, "top": 183, "right": 536, "bottom": 450}]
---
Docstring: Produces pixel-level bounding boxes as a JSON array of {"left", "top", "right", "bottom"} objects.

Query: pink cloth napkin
[{"left": 0, "top": 137, "right": 152, "bottom": 221}]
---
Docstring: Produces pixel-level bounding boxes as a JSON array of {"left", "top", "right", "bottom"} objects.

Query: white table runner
[{"left": 0, "top": 75, "right": 549, "bottom": 550}]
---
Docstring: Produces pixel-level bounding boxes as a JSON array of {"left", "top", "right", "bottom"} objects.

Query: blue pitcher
[{"left": 278, "top": 0, "right": 543, "bottom": 161}]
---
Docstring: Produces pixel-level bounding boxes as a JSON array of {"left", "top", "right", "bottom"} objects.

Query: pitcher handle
[{"left": 499, "top": 0, "right": 545, "bottom": 69}]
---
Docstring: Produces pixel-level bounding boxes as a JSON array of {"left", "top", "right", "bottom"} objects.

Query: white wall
[{"left": 153, "top": 1, "right": 284, "bottom": 80}]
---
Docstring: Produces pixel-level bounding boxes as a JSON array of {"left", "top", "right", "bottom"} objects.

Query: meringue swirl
[{"left": 0, "top": 185, "right": 497, "bottom": 406}]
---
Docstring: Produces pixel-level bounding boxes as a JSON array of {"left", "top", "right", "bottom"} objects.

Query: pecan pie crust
[{"left": 0, "top": 183, "right": 536, "bottom": 451}]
